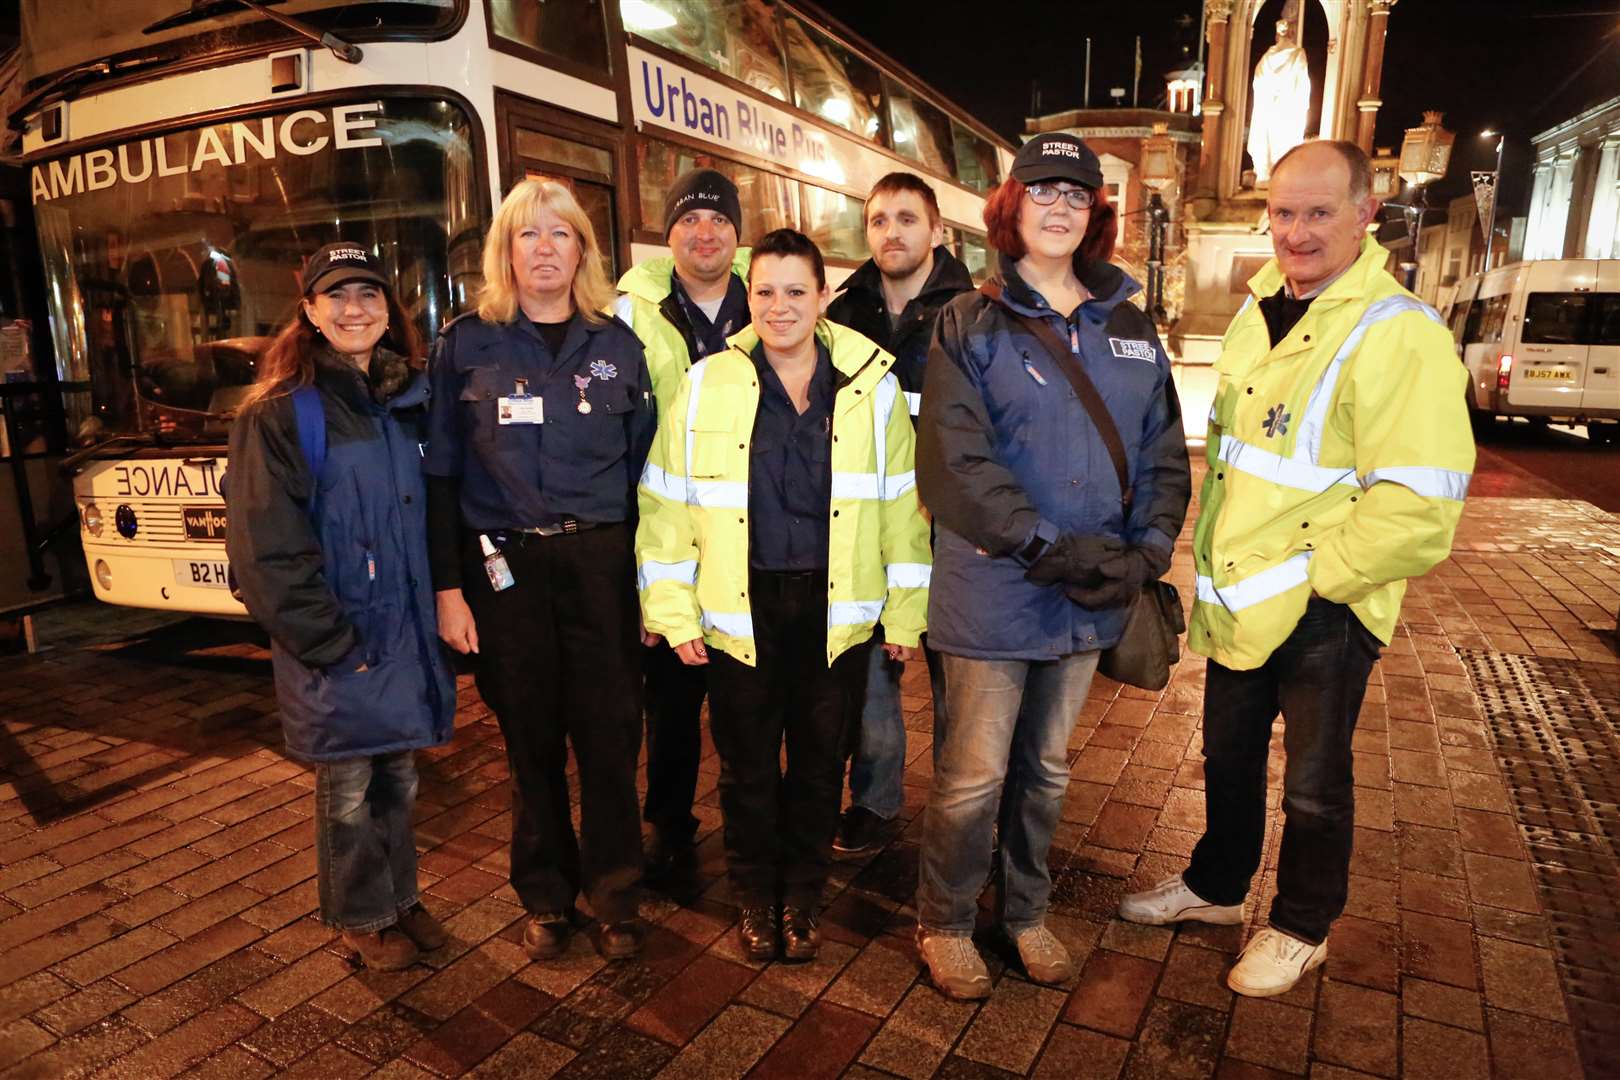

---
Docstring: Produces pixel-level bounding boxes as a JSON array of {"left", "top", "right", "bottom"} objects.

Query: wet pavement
[{"left": 1, "top": 463, "right": 1617, "bottom": 1079}]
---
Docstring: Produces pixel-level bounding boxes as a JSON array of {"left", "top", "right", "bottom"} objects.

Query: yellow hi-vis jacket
[
  {"left": 635, "top": 320, "right": 931, "bottom": 667},
  {"left": 614, "top": 249, "right": 753, "bottom": 417},
  {"left": 1188, "top": 235, "right": 1476, "bottom": 671}
]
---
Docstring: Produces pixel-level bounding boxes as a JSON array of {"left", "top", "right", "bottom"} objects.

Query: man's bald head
[{"left": 1271, "top": 140, "right": 1373, "bottom": 202}]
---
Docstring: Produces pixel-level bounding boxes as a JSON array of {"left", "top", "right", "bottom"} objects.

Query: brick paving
[{"left": 1, "top": 464, "right": 1617, "bottom": 1079}]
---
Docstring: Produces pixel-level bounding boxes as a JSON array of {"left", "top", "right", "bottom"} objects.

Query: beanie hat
[{"left": 662, "top": 168, "right": 743, "bottom": 238}]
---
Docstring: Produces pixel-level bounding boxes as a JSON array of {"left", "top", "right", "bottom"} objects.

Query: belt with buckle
[{"left": 518, "top": 517, "right": 600, "bottom": 538}]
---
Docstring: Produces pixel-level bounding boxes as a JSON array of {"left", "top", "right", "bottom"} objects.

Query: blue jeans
[
  {"left": 848, "top": 630, "right": 949, "bottom": 819},
  {"left": 314, "top": 751, "right": 422, "bottom": 932},
  {"left": 918, "top": 650, "right": 1098, "bottom": 933},
  {"left": 1183, "top": 596, "right": 1382, "bottom": 945}
]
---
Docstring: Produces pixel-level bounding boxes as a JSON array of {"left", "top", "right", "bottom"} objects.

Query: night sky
[{"left": 815, "top": 0, "right": 1620, "bottom": 211}]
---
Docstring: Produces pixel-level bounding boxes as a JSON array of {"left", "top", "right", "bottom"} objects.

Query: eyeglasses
[{"left": 1026, "top": 183, "right": 1096, "bottom": 210}]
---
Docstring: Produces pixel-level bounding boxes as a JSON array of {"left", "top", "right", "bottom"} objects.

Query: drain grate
[{"left": 1460, "top": 648, "right": 1620, "bottom": 1076}]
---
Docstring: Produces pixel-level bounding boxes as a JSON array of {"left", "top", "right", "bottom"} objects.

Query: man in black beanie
[{"left": 615, "top": 167, "right": 751, "bottom": 884}]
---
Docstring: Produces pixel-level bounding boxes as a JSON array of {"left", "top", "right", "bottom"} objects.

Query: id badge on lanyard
[{"left": 498, "top": 377, "right": 543, "bottom": 425}]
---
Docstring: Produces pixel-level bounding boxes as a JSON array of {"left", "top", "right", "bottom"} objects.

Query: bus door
[{"left": 495, "top": 95, "right": 627, "bottom": 280}]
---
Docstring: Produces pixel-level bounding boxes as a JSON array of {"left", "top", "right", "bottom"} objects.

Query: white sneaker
[
  {"left": 1226, "top": 927, "right": 1327, "bottom": 997},
  {"left": 1118, "top": 875, "right": 1245, "bottom": 926}
]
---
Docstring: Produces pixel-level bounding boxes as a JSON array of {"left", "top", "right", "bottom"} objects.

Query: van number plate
[
  {"left": 175, "top": 559, "right": 230, "bottom": 589},
  {"left": 1523, "top": 369, "right": 1574, "bottom": 380}
]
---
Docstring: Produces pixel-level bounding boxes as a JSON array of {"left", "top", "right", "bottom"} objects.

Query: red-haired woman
[
  {"left": 227, "top": 244, "right": 455, "bottom": 972},
  {"left": 912, "top": 134, "right": 1190, "bottom": 999}
]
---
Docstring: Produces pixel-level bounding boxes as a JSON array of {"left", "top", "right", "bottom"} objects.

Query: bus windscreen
[{"left": 31, "top": 97, "right": 482, "bottom": 445}]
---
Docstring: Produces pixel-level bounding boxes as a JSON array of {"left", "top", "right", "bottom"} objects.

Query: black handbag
[{"left": 981, "top": 282, "right": 1184, "bottom": 690}]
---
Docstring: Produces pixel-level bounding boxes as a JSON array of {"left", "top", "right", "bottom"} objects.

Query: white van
[{"left": 1443, "top": 260, "right": 1620, "bottom": 446}]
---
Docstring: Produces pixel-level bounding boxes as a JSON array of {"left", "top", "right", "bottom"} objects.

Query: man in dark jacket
[{"left": 825, "top": 172, "right": 975, "bottom": 855}]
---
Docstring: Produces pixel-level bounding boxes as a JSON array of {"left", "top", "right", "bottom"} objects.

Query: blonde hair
[{"left": 477, "top": 178, "right": 614, "bottom": 324}]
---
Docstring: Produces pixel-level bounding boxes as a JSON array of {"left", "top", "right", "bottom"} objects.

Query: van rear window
[{"left": 1523, "top": 293, "right": 1590, "bottom": 345}]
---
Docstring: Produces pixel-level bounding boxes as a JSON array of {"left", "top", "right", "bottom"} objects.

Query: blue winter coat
[
  {"left": 226, "top": 349, "right": 455, "bottom": 762},
  {"left": 917, "top": 255, "right": 1191, "bottom": 660}
]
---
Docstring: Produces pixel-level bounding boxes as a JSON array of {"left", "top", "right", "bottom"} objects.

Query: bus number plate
[
  {"left": 1523, "top": 369, "right": 1573, "bottom": 380},
  {"left": 182, "top": 506, "right": 228, "bottom": 540},
  {"left": 175, "top": 560, "right": 231, "bottom": 589}
]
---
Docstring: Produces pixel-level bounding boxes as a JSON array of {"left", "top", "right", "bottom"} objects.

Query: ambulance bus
[{"left": 15, "top": 0, "right": 1013, "bottom": 615}]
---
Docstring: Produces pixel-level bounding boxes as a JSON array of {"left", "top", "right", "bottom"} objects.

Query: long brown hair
[{"left": 240, "top": 283, "right": 424, "bottom": 409}]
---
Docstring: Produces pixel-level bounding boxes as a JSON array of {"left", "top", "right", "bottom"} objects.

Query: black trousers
[
  {"left": 1183, "top": 596, "right": 1383, "bottom": 944},
  {"left": 462, "top": 523, "right": 642, "bottom": 923},
  {"left": 705, "top": 569, "right": 872, "bottom": 909},
  {"left": 641, "top": 640, "right": 709, "bottom": 843}
]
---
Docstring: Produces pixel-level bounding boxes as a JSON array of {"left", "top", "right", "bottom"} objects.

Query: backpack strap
[
  {"left": 979, "top": 280, "right": 1132, "bottom": 511},
  {"left": 291, "top": 384, "right": 327, "bottom": 517}
]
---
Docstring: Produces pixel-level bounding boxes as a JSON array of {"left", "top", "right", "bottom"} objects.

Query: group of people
[{"left": 225, "top": 131, "right": 1473, "bottom": 1004}]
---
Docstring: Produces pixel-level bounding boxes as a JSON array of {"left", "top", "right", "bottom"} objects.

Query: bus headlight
[
  {"left": 94, "top": 560, "right": 113, "bottom": 590},
  {"left": 82, "top": 502, "right": 104, "bottom": 537}
]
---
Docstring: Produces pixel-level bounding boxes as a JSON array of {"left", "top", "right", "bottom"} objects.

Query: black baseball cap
[
  {"left": 1011, "top": 133, "right": 1104, "bottom": 189},
  {"left": 302, "top": 242, "right": 388, "bottom": 296}
]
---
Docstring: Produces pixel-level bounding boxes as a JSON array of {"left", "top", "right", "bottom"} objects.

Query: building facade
[{"left": 1526, "top": 94, "right": 1620, "bottom": 261}]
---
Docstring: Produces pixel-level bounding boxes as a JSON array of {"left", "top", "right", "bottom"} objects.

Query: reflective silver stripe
[
  {"left": 702, "top": 609, "right": 754, "bottom": 638},
  {"left": 1362, "top": 466, "right": 1471, "bottom": 501},
  {"left": 904, "top": 391, "right": 922, "bottom": 416},
  {"left": 640, "top": 461, "right": 685, "bottom": 502},
  {"left": 613, "top": 294, "right": 635, "bottom": 330},
  {"left": 1195, "top": 552, "right": 1312, "bottom": 612},
  {"left": 883, "top": 469, "right": 916, "bottom": 500},
  {"left": 872, "top": 372, "right": 897, "bottom": 503},
  {"left": 1296, "top": 295, "right": 1443, "bottom": 465},
  {"left": 829, "top": 599, "right": 884, "bottom": 626},
  {"left": 682, "top": 359, "right": 710, "bottom": 483},
  {"left": 885, "top": 562, "right": 932, "bottom": 589},
  {"left": 1217, "top": 435, "right": 1358, "bottom": 493},
  {"left": 689, "top": 479, "right": 747, "bottom": 508},
  {"left": 638, "top": 560, "right": 697, "bottom": 590},
  {"left": 831, "top": 472, "right": 881, "bottom": 500}
]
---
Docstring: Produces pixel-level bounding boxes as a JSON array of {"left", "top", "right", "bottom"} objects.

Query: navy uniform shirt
[
  {"left": 423, "top": 310, "right": 656, "bottom": 531},
  {"left": 747, "top": 340, "right": 835, "bottom": 572},
  {"left": 673, "top": 273, "right": 751, "bottom": 359}
]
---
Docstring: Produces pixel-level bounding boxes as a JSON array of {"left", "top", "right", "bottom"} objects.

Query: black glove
[
  {"left": 1064, "top": 544, "right": 1170, "bottom": 609},
  {"left": 1025, "top": 534, "right": 1125, "bottom": 587}
]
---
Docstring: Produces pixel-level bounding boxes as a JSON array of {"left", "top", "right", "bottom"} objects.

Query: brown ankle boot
[
  {"left": 781, "top": 906, "right": 821, "bottom": 962},
  {"left": 396, "top": 903, "right": 448, "bottom": 951},
  {"left": 522, "top": 914, "right": 572, "bottom": 961},
  {"left": 342, "top": 927, "right": 419, "bottom": 971},
  {"left": 595, "top": 920, "right": 642, "bottom": 961},
  {"left": 737, "top": 906, "right": 779, "bottom": 962}
]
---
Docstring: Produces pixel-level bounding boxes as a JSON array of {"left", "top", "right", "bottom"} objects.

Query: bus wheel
[
  {"left": 1469, "top": 410, "right": 1495, "bottom": 440},
  {"left": 1590, "top": 422, "right": 1620, "bottom": 448}
]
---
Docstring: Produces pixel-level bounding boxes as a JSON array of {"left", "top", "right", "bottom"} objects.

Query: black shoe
[
  {"left": 522, "top": 914, "right": 572, "bottom": 961},
  {"left": 595, "top": 920, "right": 643, "bottom": 961},
  {"left": 737, "top": 906, "right": 780, "bottom": 962},
  {"left": 781, "top": 906, "right": 820, "bottom": 962},
  {"left": 642, "top": 828, "right": 697, "bottom": 881},
  {"left": 832, "top": 807, "right": 888, "bottom": 854}
]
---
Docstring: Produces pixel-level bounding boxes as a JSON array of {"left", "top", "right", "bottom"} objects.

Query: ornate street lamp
[
  {"left": 1140, "top": 122, "right": 1177, "bottom": 324},
  {"left": 1395, "top": 111, "right": 1455, "bottom": 291},
  {"left": 1370, "top": 147, "right": 1400, "bottom": 201}
]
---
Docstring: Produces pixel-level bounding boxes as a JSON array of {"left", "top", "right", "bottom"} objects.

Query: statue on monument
[{"left": 1247, "top": 17, "right": 1311, "bottom": 185}]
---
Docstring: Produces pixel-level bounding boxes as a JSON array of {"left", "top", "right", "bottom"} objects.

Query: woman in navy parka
[
  {"left": 913, "top": 135, "right": 1191, "bottom": 999},
  {"left": 227, "top": 243, "right": 456, "bottom": 972}
]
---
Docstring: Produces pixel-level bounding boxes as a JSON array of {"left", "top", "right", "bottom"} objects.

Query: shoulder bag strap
[
  {"left": 978, "top": 280, "right": 1132, "bottom": 510},
  {"left": 291, "top": 384, "right": 327, "bottom": 519}
]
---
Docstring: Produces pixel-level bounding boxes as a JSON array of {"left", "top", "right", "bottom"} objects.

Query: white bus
[{"left": 15, "top": 0, "right": 1013, "bottom": 615}]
